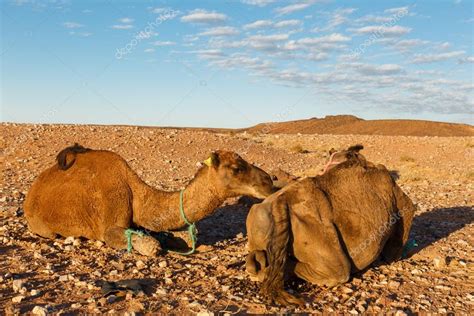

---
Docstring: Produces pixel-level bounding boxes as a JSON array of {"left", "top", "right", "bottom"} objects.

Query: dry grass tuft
[
  {"left": 466, "top": 171, "right": 474, "bottom": 180},
  {"left": 291, "top": 144, "right": 310, "bottom": 154},
  {"left": 400, "top": 155, "right": 416, "bottom": 163}
]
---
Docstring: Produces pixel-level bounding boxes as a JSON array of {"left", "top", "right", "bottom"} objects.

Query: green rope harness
[
  {"left": 167, "top": 189, "right": 198, "bottom": 256},
  {"left": 125, "top": 189, "right": 197, "bottom": 256},
  {"left": 125, "top": 228, "right": 144, "bottom": 253},
  {"left": 402, "top": 239, "right": 418, "bottom": 258}
]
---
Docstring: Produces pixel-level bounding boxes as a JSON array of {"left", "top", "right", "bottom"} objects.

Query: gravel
[{"left": 0, "top": 123, "right": 472, "bottom": 313}]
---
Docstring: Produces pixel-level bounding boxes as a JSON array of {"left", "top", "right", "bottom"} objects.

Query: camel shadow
[
  {"left": 407, "top": 205, "right": 473, "bottom": 256},
  {"left": 196, "top": 202, "right": 251, "bottom": 246},
  {"left": 150, "top": 200, "right": 252, "bottom": 251}
]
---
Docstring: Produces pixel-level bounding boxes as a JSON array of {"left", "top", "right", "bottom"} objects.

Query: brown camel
[
  {"left": 245, "top": 145, "right": 416, "bottom": 305},
  {"left": 24, "top": 144, "right": 274, "bottom": 256}
]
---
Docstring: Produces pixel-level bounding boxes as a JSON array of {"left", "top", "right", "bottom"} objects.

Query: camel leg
[
  {"left": 246, "top": 250, "right": 268, "bottom": 282},
  {"left": 382, "top": 186, "right": 417, "bottom": 262},
  {"left": 28, "top": 222, "right": 56, "bottom": 239},
  {"left": 104, "top": 226, "right": 161, "bottom": 256},
  {"left": 295, "top": 258, "right": 350, "bottom": 287},
  {"left": 290, "top": 188, "right": 351, "bottom": 287}
]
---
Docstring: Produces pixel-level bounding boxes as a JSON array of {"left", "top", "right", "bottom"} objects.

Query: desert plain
[{"left": 1, "top": 120, "right": 473, "bottom": 314}]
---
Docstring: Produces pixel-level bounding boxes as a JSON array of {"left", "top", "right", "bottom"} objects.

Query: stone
[
  {"left": 107, "top": 295, "right": 117, "bottom": 304},
  {"left": 64, "top": 236, "right": 75, "bottom": 245},
  {"left": 32, "top": 306, "right": 48, "bottom": 316},
  {"left": 433, "top": 257, "right": 446, "bottom": 269},
  {"left": 158, "top": 260, "right": 168, "bottom": 268},
  {"left": 13, "top": 279, "right": 25, "bottom": 293},
  {"left": 12, "top": 295, "right": 25, "bottom": 303},
  {"left": 388, "top": 281, "right": 401, "bottom": 289},
  {"left": 136, "top": 260, "right": 146, "bottom": 269},
  {"left": 341, "top": 286, "right": 353, "bottom": 294},
  {"left": 156, "top": 288, "right": 167, "bottom": 296}
]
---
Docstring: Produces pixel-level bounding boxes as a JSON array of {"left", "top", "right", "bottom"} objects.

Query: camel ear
[
  {"left": 348, "top": 144, "right": 364, "bottom": 152},
  {"left": 204, "top": 152, "right": 219, "bottom": 167}
]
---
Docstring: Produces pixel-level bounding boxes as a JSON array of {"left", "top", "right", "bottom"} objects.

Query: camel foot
[
  {"left": 132, "top": 235, "right": 161, "bottom": 256},
  {"left": 268, "top": 290, "right": 304, "bottom": 307}
]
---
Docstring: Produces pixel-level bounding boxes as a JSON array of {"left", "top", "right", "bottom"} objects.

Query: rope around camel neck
[{"left": 125, "top": 189, "right": 197, "bottom": 256}]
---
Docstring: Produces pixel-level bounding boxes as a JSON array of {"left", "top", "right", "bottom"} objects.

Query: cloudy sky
[{"left": 1, "top": 0, "right": 473, "bottom": 127}]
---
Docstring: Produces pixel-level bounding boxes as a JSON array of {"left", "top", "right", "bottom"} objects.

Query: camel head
[
  {"left": 203, "top": 151, "right": 274, "bottom": 199},
  {"left": 321, "top": 144, "right": 367, "bottom": 174}
]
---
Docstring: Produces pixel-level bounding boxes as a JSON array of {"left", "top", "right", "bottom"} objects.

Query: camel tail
[
  {"left": 56, "top": 143, "right": 90, "bottom": 170},
  {"left": 262, "top": 200, "right": 303, "bottom": 306}
]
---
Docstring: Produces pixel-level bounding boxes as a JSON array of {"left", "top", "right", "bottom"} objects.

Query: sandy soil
[{"left": 1, "top": 123, "right": 473, "bottom": 314}]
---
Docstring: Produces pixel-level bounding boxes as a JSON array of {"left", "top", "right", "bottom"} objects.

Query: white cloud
[
  {"left": 412, "top": 50, "right": 466, "bottom": 63},
  {"left": 241, "top": 0, "right": 275, "bottom": 6},
  {"left": 199, "top": 26, "right": 239, "bottom": 36},
  {"left": 274, "top": 19, "right": 302, "bottom": 28},
  {"left": 152, "top": 41, "right": 176, "bottom": 46},
  {"left": 119, "top": 17, "right": 134, "bottom": 24},
  {"left": 458, "top": 56, "right": 474, "bottom": 64},
  {"left": 150, "top": 7, "right": 168, "bottom": 14},
  {"left": 63, "top": 22, "right": 84, "bottom": 29},
  {"left": 392, "top": 39, "right": 429, "bottom": 51},
  {"left": 350, "top": 63, "right": 404, "bottom": 75},
  {"left": 181, "top": 9, "right": 227, "bottom": 24},
  {"left": 274, "top": 0, "right": 317, "bottom": 16},
  {"left": 194, "top": 49, "right": 225, "bottom": 60},
  {"left": 297, "top": 33, "right": 351, "bottom": 45},
  {"left": 243, "top": 20, "right": 273, "bottom": 29},
  {"left": 247, "top": 34, "right": 290, "bottom": 42},
  {"left": 144, "top": 48, "right": 155, "bottom": 53},
  {"left": 111, "top": 24, "right": 134, "bottom": 30},
  {"left": 243, "top": 19, "right": 302, "bottom": 30},
  {"left": 384, "top": 6, "right": 409, "bottom": 15},
  {"left": 350, "top": 25, "right": 412, "bottom": 37},
  {"left": 69, "top": 31, "right": 92, "bottom": 37},
  {"left": 356, "top": 15, "right": 394, "bottom": 23}
]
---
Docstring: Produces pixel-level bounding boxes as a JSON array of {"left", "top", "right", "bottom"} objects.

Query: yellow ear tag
[{"left": 203, "top": 157, "right": 213, "bottom": 167}]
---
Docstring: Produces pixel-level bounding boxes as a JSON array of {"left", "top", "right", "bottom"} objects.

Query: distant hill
[{"left": 245, "top": 115, "right": 474, "bottom": 137}]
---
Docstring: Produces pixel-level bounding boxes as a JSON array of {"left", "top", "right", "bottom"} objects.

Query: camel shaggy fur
[
  {"left": 24, "top": 144, "right": 274, "bottom": 256},
  {"left": 245, "top": 146, "right": 416, "bottom": 305}
]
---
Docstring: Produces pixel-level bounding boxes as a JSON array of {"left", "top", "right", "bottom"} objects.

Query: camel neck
[{"left": 135, "top": 167, "right": 226, "bottom": 231}]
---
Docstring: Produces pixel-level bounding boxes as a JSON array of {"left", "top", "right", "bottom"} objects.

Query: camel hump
[{"left": 56, "top": 143, "right": 91, "bottom": 170}]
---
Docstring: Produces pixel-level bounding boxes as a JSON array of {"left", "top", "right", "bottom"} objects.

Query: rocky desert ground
[{"left": 1, "top": 122, "right": 473, "bottom": 314}]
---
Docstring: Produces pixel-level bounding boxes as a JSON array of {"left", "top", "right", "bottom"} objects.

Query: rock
[
  {"left": 32, "top": 306, "right": 48, "bottom": 316},
  {"left": 30, "top": 289, "right": 39, "bottom": 296},
  {"left": 12, "top": 295, "right": 25, "bottom": 303},
  {"left": 156, "top": 288, "right": 167, "bottom": 296},
  {"left": 197, "top": 312, "right": 214, "bottom": 316},
  {"left": 136, "top": 260, "right": 146, "bottom": 269},
  {"left": 158, "top": 260, "right": 168, "bottom": 268},
  {"left": 388, "top": 281, "right": 401, "bottom": 289},
  {"left": 64, "top": 236, "right": 75, "bottom": 245},
  {"left": 107, "top": 295, "right": 117, "bottom": 304},
  {"left": 341, "top": 286, "right": 353, "bottom": 294},
  {"left": 13, "top": 279, "right": 25, "bottom": 293},
  {"left": 433, "top": 257, "right": 446, "bottom": 269}
]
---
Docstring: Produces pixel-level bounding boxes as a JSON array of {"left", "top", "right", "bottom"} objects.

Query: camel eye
[{"left": 232, "top": 166, "right": 244, "bottom": 174}]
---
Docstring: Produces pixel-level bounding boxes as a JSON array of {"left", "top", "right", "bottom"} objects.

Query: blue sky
[{"left": 1, "top": 0, "right": 473, "bottom": 127}]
